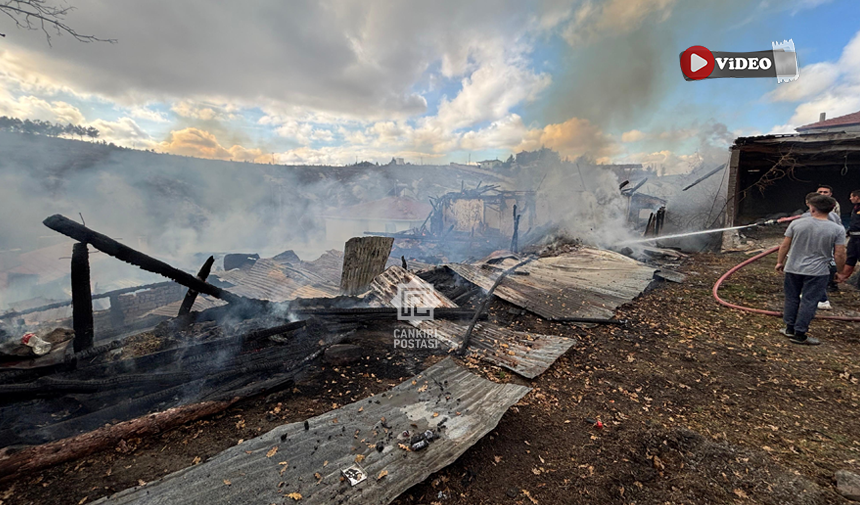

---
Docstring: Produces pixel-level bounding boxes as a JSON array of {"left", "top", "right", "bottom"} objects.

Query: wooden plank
[
  {"left": 340, "top": 237, "right": 395, "bottom": 296},
  {"left": 96, "top": 358, "right": 530, "bottom": 505}
]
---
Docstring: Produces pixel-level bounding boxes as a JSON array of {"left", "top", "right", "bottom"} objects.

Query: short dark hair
[
  {"left": 805, "top": 191, "right": 819, "bottom": 203},
  {"left": 852, "top": 189, "right": 860, "bottom": 197},
  {"left": 808, "top": 194, "right": 836, "bottom": 214},
  {"left": 817, "top": 184, "right": 833, "bottom": 192}
]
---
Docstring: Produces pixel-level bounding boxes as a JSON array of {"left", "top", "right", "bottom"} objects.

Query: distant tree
[
  {"left": 47, "top": 122, "right": 64, "bottom": 136},
  {"left": 85, "top": 126, "right": 98, "bottom": 141},
  {"left": 0, "top": 0, "right": 115, "bottom": 46},
  {"left": 21, "top": 119, "right": 37, "bottom": 134}
]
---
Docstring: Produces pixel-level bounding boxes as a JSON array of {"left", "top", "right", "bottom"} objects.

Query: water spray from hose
[{"left": 618, "top": 220, "right": 780, "bottom": 246}]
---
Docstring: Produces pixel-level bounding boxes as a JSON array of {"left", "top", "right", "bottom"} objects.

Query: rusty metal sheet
[
  {"left": 96, "top": 358, "right": 530, "bottom": 505},
  {"left": 341, "top": 236, "right": 395, "bottom": 296},
  {"left": 447, "top": 248, "right": 655, "bottom": 321},
  {"left": 368, "top": 266, "right": 575, "bottom": 379}
]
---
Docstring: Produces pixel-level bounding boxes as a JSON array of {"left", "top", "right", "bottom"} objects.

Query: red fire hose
[{"left": 712, "top": 245, "right": 860, "bottom": 321}]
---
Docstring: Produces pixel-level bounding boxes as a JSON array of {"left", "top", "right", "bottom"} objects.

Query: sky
[{"left": 0, "top": 0, "right": 859, "bottom": 173}]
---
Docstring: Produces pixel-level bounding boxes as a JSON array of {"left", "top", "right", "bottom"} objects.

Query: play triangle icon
[{"left": 690, "top": 53, "right": 707, "bottom": 73}]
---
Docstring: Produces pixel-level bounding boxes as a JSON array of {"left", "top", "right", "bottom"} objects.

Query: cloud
[
  {"left": 522, "top": 116, "right": 616, "bottom": 160},
  {"left": 125, "top": 105, "right": 169, "bottom": 123},
  {"left": 434, "top": 57, "right": 551, "bottom": 131},
  {"left": 561, "top": 0, "right": 677, "bottom": 46},
  {"left": 768, "top": 29, "right": 860, "bottom": 129},
  {"left": 158, "top": 127, "right": 267, "bottom": 162},
  {"left": 1, "top": 0, "right": 545, "bottom": 119},
  {"left": 765, "top": 62, "right": 840, "bottom": 103},
  {"left": 621, "top": 129, "right": 646, "bottom": 142},
  {"left": 89, "top": 117, "right": 153, "bottom": 145},
  {"left": 0, "top": 95, "right": 85, "bottom": 124}
]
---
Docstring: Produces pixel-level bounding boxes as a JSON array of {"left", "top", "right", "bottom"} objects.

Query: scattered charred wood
[
  {"left": 71, "top": 243, "right": 94, "bottom": 352},
  {"left": 42, "top": 214, "right": 256, "bottom": 307},
  {"left": 0, "top": 317, "right": 350, "bottom": 449},
  {"left": 178, "top": 256, "right": 215, "bottom": 317}
]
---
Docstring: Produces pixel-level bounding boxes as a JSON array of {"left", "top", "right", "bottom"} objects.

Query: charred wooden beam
[
  {"left": 178, "top": 256, "right": 215, "bottom": 317},
  {"left": 510, "top": 204, "right": 521, "bottom": 253},
  {"left": 42, "top": 215, "right": 250, "bottom": 306},
  {"left": 71, "top": 243, "right": 94, "bottom": 352},
  {"left": 0, "top": 399, "right": 238, "bottom": 480}
]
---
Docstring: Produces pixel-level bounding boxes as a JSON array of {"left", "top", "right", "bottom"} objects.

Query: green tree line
[{"left": 0, "top": 116, "right": 99, "bottom": 140}]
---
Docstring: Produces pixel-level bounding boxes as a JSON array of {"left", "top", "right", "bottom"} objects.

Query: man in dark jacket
[{"left": 837, "top": 189, "right": 860, "bottom": 284}]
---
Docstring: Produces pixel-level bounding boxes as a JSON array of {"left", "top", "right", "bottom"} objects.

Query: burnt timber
[{"left": 42, "top": 214, "right": 254, "bottom": 307}]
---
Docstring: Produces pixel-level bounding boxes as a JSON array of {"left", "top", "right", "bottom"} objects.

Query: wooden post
[
  {"left": 71, "top": 242, "right": 94, "bottom": 352},
  {"left": 340, "top": 236, "right": 394, "bottom": 296},
  {"left": 178, "top": 256, "right": 215, "bottom": 316},
  {"left": 510, "top": 205, "right": 520, "bottom": 253}
]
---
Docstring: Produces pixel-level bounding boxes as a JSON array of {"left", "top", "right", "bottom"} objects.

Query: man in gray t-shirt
[{"left": 776, "top": 195, "right": 846, "bottom": 345}]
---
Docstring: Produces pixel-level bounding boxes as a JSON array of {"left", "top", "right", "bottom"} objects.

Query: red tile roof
[{"left": 796, "top": 110, "right": 860, "bottom": 131}]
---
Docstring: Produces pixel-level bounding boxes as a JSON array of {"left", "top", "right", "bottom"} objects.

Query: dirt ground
[{"left": 2, "top": 248, "right": 860, "bottom": 505}]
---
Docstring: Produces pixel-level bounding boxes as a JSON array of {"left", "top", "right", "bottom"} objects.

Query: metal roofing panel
[
  {"left": 214, "top": 259, "right": 341, "bottom": 302},
  {"left": 368, "top": 266, "right": 457, "bottom": 311},
  {"left": 146, "top": 295, "right": 227, "bottom": 318},
  {"left": 447, "top": 248, "right": 655, "bottom": 321},
  {"left": 96, "top": 358, "right": 530, "bottom": 505},
  {"left": 417, "top": 319, "right": 575, "bottom": 379},
  {"left": 368, "top": 266, "right": 574, "bottom": 378}
]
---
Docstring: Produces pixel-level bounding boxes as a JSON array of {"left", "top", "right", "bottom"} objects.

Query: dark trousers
[
  {"left": 784, "top": 273, "right": 829, "bottom": 334},
  {"left": 821, "top": 263, "right": 837, "bottom": 302}
]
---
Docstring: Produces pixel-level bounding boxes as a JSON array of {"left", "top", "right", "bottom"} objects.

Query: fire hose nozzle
[{"left": 757, "top": 219, "right": 779, "bottom": 227}]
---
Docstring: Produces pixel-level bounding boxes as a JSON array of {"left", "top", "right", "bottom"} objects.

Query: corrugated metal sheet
[
  {"left": 447, "top": 248, "right": 655, "bottom": 321},
  {"left": 214, "top": 259, "right": 341, "bottom": 302},
  {"left": 369, "top": 266, "right": 457, "bottom": 311},
  {"left": 96, "top": 358, "right": 530, "bottom": 505},
  {"left": 146, "top": 295, "right": 227, "bottom": 318},
  {"left": 417, "top": 319, "right": 575, "bottom": 379},
  {"left": 368, "top": 266, "right": 575, "bottom": 379}
]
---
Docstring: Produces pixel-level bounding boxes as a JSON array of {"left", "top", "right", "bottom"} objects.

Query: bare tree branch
[{"left": 0, "top": 0, "right": 115, "bottom": 46}]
